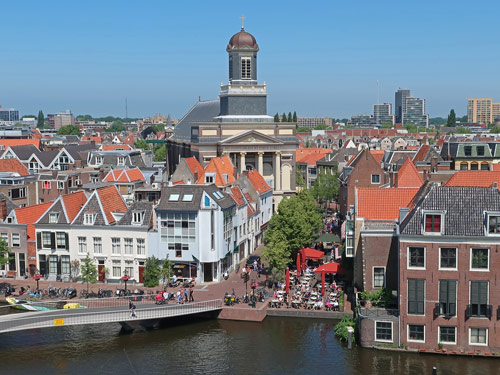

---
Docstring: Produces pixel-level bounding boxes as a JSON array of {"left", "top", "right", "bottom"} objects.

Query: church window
[{"left": 241, "top": 57, "right": 251, "bottom": 79}]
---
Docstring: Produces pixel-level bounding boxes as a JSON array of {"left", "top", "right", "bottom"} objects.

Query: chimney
[
  {"left": 430, "top": 157, "right": 438, "bottom": 173},
  {"left": 0, "top": 198, "right": 7, "bottom": 221},
  {"left": 399, "top": 207, "right": 410, "bottom": 223},
  {"left": 493, "top": 182, "right": 498, "bottom": 189},
  {"left": 194, "top": 167, "right": 199, "bottom": 183}
]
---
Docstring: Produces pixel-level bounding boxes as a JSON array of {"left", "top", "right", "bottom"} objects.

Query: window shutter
[
  {"left": 471, "top": 281, "right": 479, "bottom": 305},
  {"left": 64, "top": 233, "right": 69, "bottom": 249},
  {"left": 408, "top": 279, "right": 416, "bottom": 314},
  {"left": 37, "top": 232, "right": 42, "bottom": 249},
  {"left": 50, "top": 232, "right": 55, "bottom": 250},
  {"left": 439, "top": 281, "right": 447, "bottom": 304},
  {"left": 479, "top": 281, "right": 488, "bottom": 305},
  {"left": 449, "top": 280, "right": 457, "bottom": 316},
  {"left": 417, "top": 279, "right": 425, "bottom": 314}
]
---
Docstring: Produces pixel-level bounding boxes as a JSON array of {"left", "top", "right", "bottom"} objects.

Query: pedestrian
[
  {"left": 129, "top": 300, "right": 137, "bottom": 318},
  {"left": 184, "top": 288, "right": 188, "bottom": 302},
  {"left": 253, "top": 259, "right": 258, "bottom": 271},
  {"left": 189, "top": 287, "right": 194, "bottom": 302}
]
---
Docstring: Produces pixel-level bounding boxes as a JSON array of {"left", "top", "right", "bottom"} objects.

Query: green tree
[
  {"left": 459, "top": 115, "right": 468, "bottom": 123},
  {"left": 80, "top": 254, "right": 98, "bottom": 292},
  {"left": 106, "top": 120, "right": 126, "bottom": 132},
  {"left": 37, "top": 110, "right": 44, "bottom": 128},
  {"left": 274, "top": 113, "right": 280, "bottom": 122},
  {"left": 161, "top": 255, "right": 174, "bottom": 288},
  {"left": 154, "top": 144, "right": 166, "bottom": 162},
  {"left": 296, "top": 169, "right": 306, "bottom": 189},
  {"left": 292, "top": 111, "right": 297, "bottom": 123},
  {"left": 314, "top": 123, "right": 329, "bottom": 130},
  {"left": 296, "top": 126, "right": 311, "bottom": 132},
  {"left": 287, "top": 112, "right": 292, "bottom": 122},
  {"left": 457, "top": 126, "right": 469, "bottom": 134},
  {"left": 57, "top": 125, "right": 81, "bottom": 136},
  {"left": 489, "top": 126, "right": 500, "bottom": 134},
  {"left": 404, "top": 123, "right": 418, "bottom": 133},
  {"left": 0, "top": 238, "right": 10, "bottom": 267},
  {"left": 380, "top": 122, "right": 393, "bottom": 129},
  {"left": 151, "top": 123, "right": 165, "bottom": 133},
  {"left": 262, "top": 231, "right": 289, "bottom": 282},
  {"left": 281, "top": 113, "right": 287, "bottom": 123},
  {"left": 134, "top": 139, "right": 150, "bottom": 150},
  {"left": 447, "top": 109, "right": 456, "bottom": 127},
  {"left": 77, "top": 114, "right": 93, "bottom": 121},
  {"left": 143, "top": 256, "right": 162, "bottom": 287},
  {"left": 310, "top": 170, "right": 340, "bottom": 206}
]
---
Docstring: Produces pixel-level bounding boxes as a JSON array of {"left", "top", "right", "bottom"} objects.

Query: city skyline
[{"left": 1, "top": 1, "right": 499, "bottom": 119}]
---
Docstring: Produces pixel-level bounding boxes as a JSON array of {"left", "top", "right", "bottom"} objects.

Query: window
[
  {"left": 373, "top": 267, "right": 385, "bottom": 288},
  {"left": 93, "top": 237, "right": 102, "bottom": 254},
  {"left": 61, "top": 255, "right": 70, "bottom": 274},
  {"left": 464, "top": 145, "right": 472, "bottom": 156},
  {"left": 42, "top": 232, "right": 52, "bottom": 248},
  {"left": 137, "top": 238, "right": 145, "bottom": 255},
  {"left": 408, "top": 324, "right": 425, "bottom": 342},
  {"left": 408, "top": 247, "right": 425, "bottom": 268},
  {"left": 117, "top": 156, "right": 125, "bottom": 165},
  {"left": 57, "top": 181, "right": 64, "bottom": 189},
  {"left": 169, "top": 194, "right": 180, "bottom": 201},
  {"left": 11, "top": 233, "right": 20, "bottom": 247},
  {"left": 125, "top": 262, "right": 133, "bottom": 278},
  {"left": 124, "top": 238, "right": 133, "bottom": 255},
  {"left": 371, "top": 174, "right": 380, "bottom": 184},
  {"left": 112, "top": 261, "right": 121, "bottom": 277},
  {"left": 470, "top": 162, "right": 478, "bottom": 171},
  {"left": 49, "top": 255, "right": 57, "bottom": 274},
  {"left": 439, "top": 280, "right": 457, "bottom": 317},
  {"left": 49, "top": 213, "right": 59, "bottom": 224},
  {"left": 424, "top": 214, "right": 441, "bottom": 233},
  {"left": 469, "top": 281, "right": 489, "bottom": 317},
  {"left": 159, "top": 212, "right": 196, "bottom": 244},
  {"left": 78, "top": 237, "right": 87, "bottom": 253},
  {"left": 84, "top": 213, "right": 95, "bottom": 225},
  {"left": 469, "top": 327, "right": 488, "bottom": 346},
  {"left": 95, "top": 156, "right": 103, "bottom": 165},
  {"left": 477, "top": 146, "right": 485, "bottom": 156},
  {"left": 440, "top": 248, "right": 457, "bottom": 269},
  {"left": 132, "top": 211, "right": 144, "bottom": 224},
  {"left": 460, "top": 162, "right": 468, "bottom": 170},
  {"left": 488, "top": 215, "right": 500, "bottom": 234},
  {"left": 481, "top": 162, "right": 489, "bottom": 171},
  {"left": 471, "top": 248, "right": 489, "bottom": 270},
  {"left": 439, "top": 326, "right": 456, "bottom": 344},
  {"left": 375, "top": 321, "right": 392, "bottom": 342},
  {"left": 182, "top": 194, "right": 193, "bottom": 202},
  {"left": 408, "top": 278, "right": 425, "bottom": 315},
  {"left": 56, "top": 232, "right": 66, "bottom": 249},
  {"left": 241, "top": 56, "right": 251, "bottom": 79},
  {"left": 0, "top": 233, "right": 8, "bottom": 244},
  {"left": 205, "top": 174, "right": 215, "bottom": 184},
  {"left": 8, "top": 187, "right": 25, "bottom": 199},
  {"left": 112, "top": 238, "right": 121, "bottom": 254},
  {"left": 43, "top": 181, "right": 51, "bottom": 189}
]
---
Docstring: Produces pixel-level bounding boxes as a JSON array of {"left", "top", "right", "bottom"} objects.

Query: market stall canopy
[
  {"left": 315, "top": 262, "right": 343, "bottom": 274},
  {"left": 299, "top": 248, "right": 323, "bottom": 260}
]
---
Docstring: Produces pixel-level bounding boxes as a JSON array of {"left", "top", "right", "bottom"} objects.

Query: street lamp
[{"left": 121, "top": 269, "right": 131, "bottom": 296}]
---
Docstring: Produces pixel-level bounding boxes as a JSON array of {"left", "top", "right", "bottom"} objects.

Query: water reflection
[{"left": 0, "top": 316, "right": 498, "bottom": 375}]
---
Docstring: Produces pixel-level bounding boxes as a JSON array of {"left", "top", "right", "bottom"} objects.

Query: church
[{"left": 167, "top": 21, "right": 298, "bottom": 206}]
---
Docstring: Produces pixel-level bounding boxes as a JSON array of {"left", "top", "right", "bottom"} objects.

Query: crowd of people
[
  {"left": 154, "top": 287, "right": 194, "bottom": 305},
  {"left": 323, "top": 212, "right": 341, "bottom": 234}
]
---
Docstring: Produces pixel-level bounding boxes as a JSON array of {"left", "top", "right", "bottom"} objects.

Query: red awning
[
  {"left": 121, "top": 275, "right": 131, "bottom": 281},
  {"left": 315, "top": 262, "right": 343, "bottom": 274},
  {"left": 299, "top": 248, "right": 324, "bottom": 260}
]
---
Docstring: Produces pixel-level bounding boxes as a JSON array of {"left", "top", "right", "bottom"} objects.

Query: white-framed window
[
  {"left": 469, "top": 327, "right": 488, "bottom": 346},
  {"left": 373, "top": 267, "right": 385, "bottom": 289},
  {"left": 29, "top": 161, "right": 40, "bottom": 172},
  {"left": 124, "top": 238, "right": 133, "bottom": 255},
  {"left": 49, "top": 212, "right": 59, "bottom": 224},
  {"left": 42, "top": 232, "right": 52, "bottom": 248},
  {"left": 241, "top": 56, "right": 251, "bottom": 79},
  {"left": 8, "top": 187, "right": 25, "bottom": 199},
  {"left": 487, "top": 213, "right": 500, "bottom": 234},
  {"left": 43, "top": 181, "right": 51, "bottom": 189},
  {"left": 407, "top": 324, "right": 425, "bottom": 343},
  {"left": 375, "top": 321, "right": 393, "bottom": 343},
  {"left": 137, "top": 238, "right": 145, "bottom": 255},
  {"left": 423, "top": 212, "right": 443, "bottom": 234},
  {"left": 57, "top": 181, "right": 64, "bottom": 190},
  {"left": 470, "top": 248, "right": 489, "bottom": 271},
  {"left": 371, "top": 174, "right": 381, "bottom": 184},
  {"left": 469, "top": 280, "right": 489, "bottom": 318},
  {"left": 95, "top": 156, "right": 103, "bottom": 165},
  {"left": 132, "top": 211, "right": 144, "bottom": 224},
  {"left": 112, "top": 260, "right": 121, "bottom": 277},
  {"left": 169, "top": 194, "right": 180, "bottom": 201},
  {"left": 0, "top": 233, "right": 8, "bottom": 245},
  {"left": 112, "top": 238, "right": 121, "bottom": 254},
  {"left": 84, "top": 213, "right": 96, "bottom": 225},
  {"left": 11, "top": 233, "right": 20, "bottom": 247},
  {"left": 117, "top": 156, "right": 125, "bottom": 165},
  {"left": 56, "top": 232, "right": 66, "bottom": 249},
  {"left": 205, "top": 173, "right": 215, "bottom": 184},
  {"left": 78, "top": 237, "right": 87, "bottom": 254},
  {"left": 439, "top": 247, "right": 457, "bottom": 270},
  {"left": 93, "top": 237, "right": 102, "bottom": 254},
  {"left": 408, "top": 246, "right": 425, "bottom": 269},
  {"left": 438, "top": 326, "right": 456, "bottom": 345},
  {"left": 125, "top": 261, "right": 133, "bottom": 278}
]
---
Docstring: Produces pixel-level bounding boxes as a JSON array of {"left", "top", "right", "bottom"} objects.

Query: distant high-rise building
[
  {"left": 297, "top": 117, "right": 333, "bottom": 129},
  {"left": 395, "top": 89, "right": 410, "bottom": 123},
  {"left": 0, "top": 105, "right": 20, "bottom": 122},
  {"left": 467, "top": 98, "right": 500, "bottom": 125},
  {"left": 48, "top": 110, "right": 75, "bottom": 130},
  {"left": 402, "top": 97, "right": 429, "bottom": 128},
  {"left": 373, "top": 103, "right": 395, "bottom": 125}
]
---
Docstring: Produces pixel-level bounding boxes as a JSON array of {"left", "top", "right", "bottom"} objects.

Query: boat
[{"left": 5, "top": 297, "right": 87, "bottom": 311}]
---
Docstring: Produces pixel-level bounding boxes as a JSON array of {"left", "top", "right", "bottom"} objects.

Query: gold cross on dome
[{"left": 240, "top": 13, "right": 246, "bottom": 30}]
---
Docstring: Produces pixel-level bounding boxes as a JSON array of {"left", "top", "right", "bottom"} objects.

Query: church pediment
[{"left": 219, "top": 130, "right": 284, "bottom": 145}]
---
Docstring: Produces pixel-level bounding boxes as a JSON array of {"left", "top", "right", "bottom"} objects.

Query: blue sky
[{"left": 1, "top": 1, "right": 499, "bottom": 119}]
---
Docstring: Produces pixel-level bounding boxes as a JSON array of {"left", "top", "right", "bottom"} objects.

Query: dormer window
[
  {"left": 132, "top": 211, "right": 145, "bottom": 224},
  {"left": 84, "top": 213, "right": 96, "bottom": 225},
  {"left": 49, "top": 212, "right": 59, "bottom": 224},
  {"left": 95, "top": 156, "right": 103, "bottom": 165},
  {"left": 57, "top": 181, "right": 64, "bottom": 190},
  {"left": 43, "top": 181, "right": 51, "bottom": 189},
  {"left": 241, "top": 57, "right": 251, "bottom": 79},
  {"left": 487, "top": 214, "right": 500, "bottom": 234},
  {"left": 371, "top": 174, "right": 380, "bottom": 184},
  {"left": 424, "top": 213, "right": 442, "bottom": 233},
  {"left": 205, "top": 173, "right": 215, "bottom": 184},
  {"left": 117, "top": 156, "right": 125, "bottom": 165},
  {"left": 464, "top": 146, "right": 472, "bottom": 156}
]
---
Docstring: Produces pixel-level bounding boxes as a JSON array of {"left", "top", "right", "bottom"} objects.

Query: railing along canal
[{"left": 0, "top": 299, "right": 222, "bottom": 334}]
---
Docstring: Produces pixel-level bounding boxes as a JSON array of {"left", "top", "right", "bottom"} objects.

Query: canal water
[{"left": 0, "top": 315, "right": 497, "bottom": 375}]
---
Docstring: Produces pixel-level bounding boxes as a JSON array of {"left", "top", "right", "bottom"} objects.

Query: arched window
[
  {"left": 481, "top": 162, "right": 489, "bottom": 171},
  {"left": 460, "top": 162, "right": 468, "bottom": 170},
  {"left": 470, "top": 162, "right": 479, "bottom": 171}
]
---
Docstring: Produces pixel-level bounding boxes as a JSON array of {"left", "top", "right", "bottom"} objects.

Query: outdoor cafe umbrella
[
  {"left": 315, "top": 262, "right": 343, "bottom": 296},
  {"left": 296, "top": 253, "right": 302, "bottom": 277},
  {"left": 297, "top": 247, "right": 324, "bottom": 278},
  {"left": 285, "top": 268, "right": 290, "bottom": 295}
]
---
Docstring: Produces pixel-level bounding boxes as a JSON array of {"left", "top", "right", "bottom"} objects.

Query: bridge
[{"left": 0, "top": 298, "right": 223, "bottom": 334}]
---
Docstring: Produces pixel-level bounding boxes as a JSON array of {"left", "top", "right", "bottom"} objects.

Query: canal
[{"left": 0, "top": 315, "right": 496, "bottom": 375}]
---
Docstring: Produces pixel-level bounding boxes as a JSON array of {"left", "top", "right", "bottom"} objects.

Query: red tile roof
[
  {"left": 0, "top": 158, "right": 29, "bottom": 176},
  {"left": 103, "top": 168, "right": 145, "bottom": 183},
  {"left": 397, "top": 158, "right": 424, "bottom": 188},
  {"left": 62, "top": 191, "right": 88, "bottom": 222},
  {"left": 230, "top": 186, "right": 246, "bottom": 206},
  {"left": 412, "top": 145, "right": 430, "bottom": 162},
  {"left": 96, "top": 186, "right": 127, "bottom": 224},
  {"left": 200, "top": 156, "right": 235, "bottom": 186},
  {"left": 245, "top": 169, "right": 271, "bottom": 194},
  {"left": 14, "top": 202, "right": 53, "bottom": 240},
  {"left": 184, "top": 157, "right": 204, "bottom": 181},
  {"left": 82, "top": 136, "right": 102, "bottom": 144},
  {"left": 357, "top": 188, "right": 419, "bottom": 220},
  {"left": 0, "top": 139, "right": 40, "bottom": 149},
  {"left": 370, "top": 150, "right": 385, "bottom": 164},
  {"left": 101, "top": 144, "right": 132, "bottom": 151},
  {"left": 445, "top": 171, "right": 500, "bottom": 188},
  {"left": 296, "top": 148, "right": 332, "bottom": 163}
]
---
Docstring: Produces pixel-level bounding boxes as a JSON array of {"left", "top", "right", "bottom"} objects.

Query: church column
[
  {"left": 274, "top": 151, "right": 281, "bottom": 191},
  {"left": 240, "top": 152, "right": 246, "bottom": 174},
  {"left": 257, "top": 152, "right": 264, "bottom": 176}
]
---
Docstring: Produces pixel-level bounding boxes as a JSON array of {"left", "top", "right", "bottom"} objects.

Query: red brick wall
[{"left": 360, "top": 234, "right": 398, "bottom": 292}]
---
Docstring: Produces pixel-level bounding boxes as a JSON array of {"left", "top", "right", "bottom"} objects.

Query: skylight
[
  {"left": 169, "top": 194, "right": 180, "bottom": 201},
  {"left": 182, "top": 194, "right": 193, "bottom": 202},
  {"left": 213, "top": 191, "right": 224, "bottom": 199}
]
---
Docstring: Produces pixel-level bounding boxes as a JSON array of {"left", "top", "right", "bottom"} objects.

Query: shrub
[{"left": 334, "top": 315, "right": 356, "bottom": 343}]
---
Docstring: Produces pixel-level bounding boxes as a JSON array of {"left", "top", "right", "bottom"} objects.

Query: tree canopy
[
  {"left": 296, "top": 126, "right": 311, "bottom": 133},
  {"left": 105, "top": 120, "right": 127, "bottom": 132},
  {"left": 57, "top": 124, "right": 81, "bottom": 136},
  {"left": 310, "top": 170, "right": 340, "bottom": 205},
  {"left": 380, "top": 122, "right": 393, "bottom": 129},
  {"left": 37, "top": 110, "right": 44, "bottom": 128},
  {"left": 134, "top": 139, "right": 150, "bottom": 150},
  {"left": 274, "top": 113, "right": 280, "bottom": 122},
  {"left": 0, "top": 238, "right": 9, "bottom": 267},
  {"left": 143, "top": 256, "right": 162, "bottom": 287},
  {"left": 154, "top": 144, "right": 166, "bottom": 162},
  {"left": 161, "top": 256, "right": 174, "bottom": 288},
  {"left": 447, "top": 109, "right": 456, "bottom": 127},
  {"left": 314, "top": 123, "right": 329, "bottom": 130},
  {"left": 292, "top": 111, "right": 297, "bottom": 123},
  {"left": 80, "top": 254, "right": 98, "bottom": 292}
]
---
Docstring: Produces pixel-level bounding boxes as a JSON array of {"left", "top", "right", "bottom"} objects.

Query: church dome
[{"left": 227, "top": 28, "right": 259, "bottom": 51}]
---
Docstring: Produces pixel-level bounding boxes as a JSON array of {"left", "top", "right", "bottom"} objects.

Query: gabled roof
[
  {"left": 199, "top": 156, "right": 235, "bottom": 186},
  {"left": 101, "top": 144, "right": 133, "bottom": 151},
  {"left": 103, "top": 168, "right": 146, "bottom": 183},
  {"left": 172, "top": 99, "right": 220, "bottom": 141},
  {"left": 230, "top": 186, "right": 246, "bottom": 207},
  {"left": 37, "top": 191, "right": 88, "bottom": 224},
  {"left": 370, "top": 150, "right": 385, "bottom": 164},
  {"left": 445, "top": 171, "right": 500, "bottom": 188},
  {"left": 157, "top": 184, "right": 235, "bottom": 212},
  {"left": 296, "top": 148, "right": 331, "bottom": 166},
  {"left": 14, "top": 202, "right": 53, "bottom": 240},
  {"left": 0, "top": 158, "right": 29, "bottom": 176},
  {"left": 72, "top": 186, "right": 127, "bottom": 225},
  {"left": 0, "top": 139, "right": 40, "bottom": 149},
  {"left": 397, "top": 158, "right": 424, "bottom": 188},
  {"left": 184, "top": 157, "right": 204, "bottom": 180},
  {"left": 357, "top": 187, "right": 419, "bottom": 220},
  {"left": 244, "top": 169, "right": 271, "bottom": 194},
  {"left": 118, "top": 201, "right": 154, "bottom": 226}
]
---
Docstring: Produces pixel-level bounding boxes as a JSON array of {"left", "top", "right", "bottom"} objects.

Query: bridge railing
[{"left": 0, "top": 299, "right": 222, "bottom": 334}]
